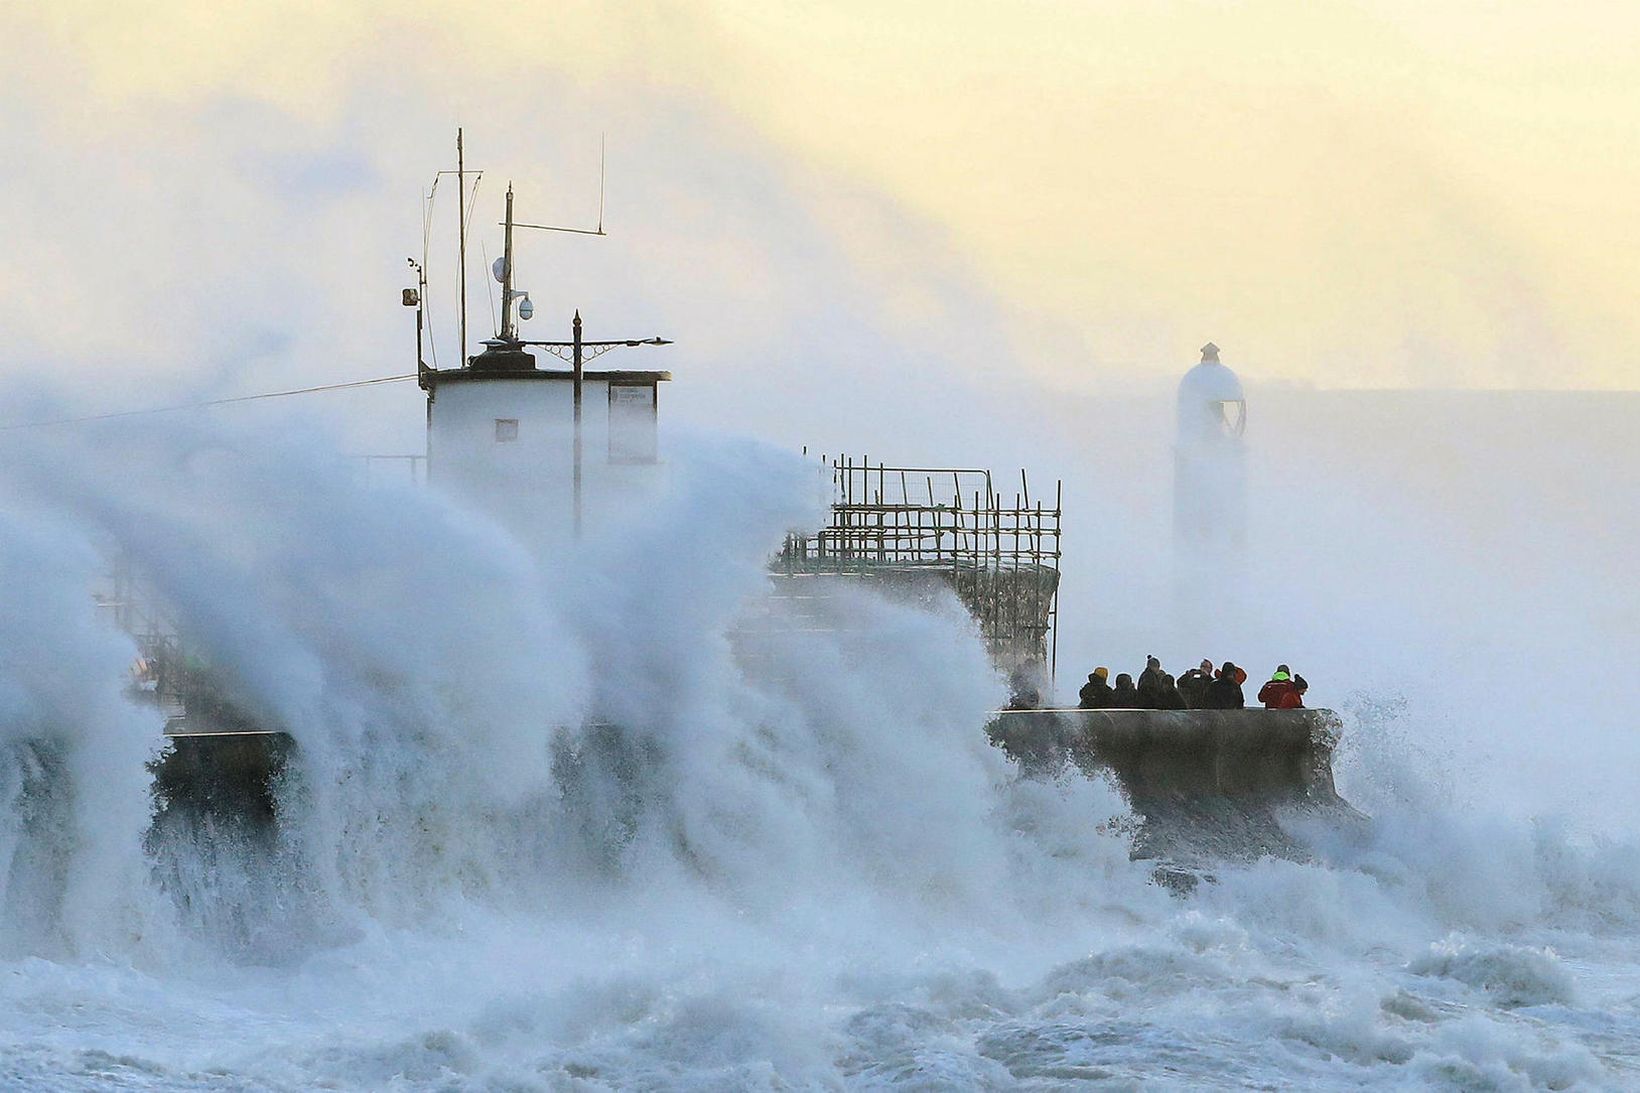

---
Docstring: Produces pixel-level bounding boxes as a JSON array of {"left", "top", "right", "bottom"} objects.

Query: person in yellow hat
[{"left": 1078, "top": 666, "right": 1116, "bottom": 709}]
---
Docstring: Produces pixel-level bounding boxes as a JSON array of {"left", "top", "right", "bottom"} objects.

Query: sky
[{"left": 5, "top": 0, "right": 1640, "bottom": 409}]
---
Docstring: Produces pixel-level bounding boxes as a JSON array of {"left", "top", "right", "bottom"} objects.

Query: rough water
[{"left": 3, "top": 419, "right": 1639, "bottom": 1090}]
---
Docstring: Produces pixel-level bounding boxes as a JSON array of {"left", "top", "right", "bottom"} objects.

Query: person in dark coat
[
  {"left": 1135, "top": 655, "right": 1167, "bottom": 709},
  {"left": 1258, "top": 664, "right": 1308, "bottom": 709},
  {"left": 1204, "top": 661, "right": 1245, "bottom": 709},
  {"left": 1110, "top": 672, "right": 1140, "bottom": 707},
  {"left": 1158, "top": 672, "right": 1186, "bottom": 710},
  {"left": 1177, "top": 659, "right": 1214, "bottom": 708},
  {"left": 1079, "top": 667, "right": 1115, "bottom": 709}
]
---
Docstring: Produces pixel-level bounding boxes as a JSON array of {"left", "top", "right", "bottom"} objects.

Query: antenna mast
[
  {"left": 457, "top": 128, "right": 468, "bottom": 366},
  {"left": 500, "top": 182, "right": 517, "bottom": 340}
]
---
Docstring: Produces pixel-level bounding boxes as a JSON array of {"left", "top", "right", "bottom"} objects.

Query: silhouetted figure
[
  {"left": 1158, "top": 671, "right": 1186, "bottom": 710},
  {"left": 1136, "top": 655, "right": 1168, "bottom": 709},
  {"left": 1177, "top": 659, "right": 1214, "bottom": 708},
  {"left": 1110, "top": 672, "right": 1140, "bottom": 708},
  {"left": 1204, "top": 661, "right": 1245, "bottom": 709},
  {"left": 1079, "top": 667, "right": 1115, "bottom": 710},
  {"left": 1006, "top": 666, "right": 1043, "bottom": 711},
  {"left": 1258, "top": 664, "right": 1308, "bottom": 709}
]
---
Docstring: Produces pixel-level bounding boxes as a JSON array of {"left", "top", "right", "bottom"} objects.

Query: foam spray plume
[
  {"left": 1, "top": 411, "right": 1639, "bottom": 1087},
  {"left": 0, "top": 413, "right": 1163, "bottom": 1079}
]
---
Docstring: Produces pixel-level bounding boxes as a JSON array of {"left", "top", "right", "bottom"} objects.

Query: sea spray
[
  {"left": 2, "top": 416, "right": 1638, "bottom": 1087},
  {"left": 0, "top": 417, "right": 1151, "bottom": 953},
  {"left": 0, "top": 511, "right": 165, "bottom": 959}
]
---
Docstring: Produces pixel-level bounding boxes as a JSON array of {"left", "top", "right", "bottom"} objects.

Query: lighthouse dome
[
  {"left": 1176, "top": 342, "right": 1246, "bottom": 444},
  {"left": 1178, "top": 342, "right": 1244, "bottom": 404}
]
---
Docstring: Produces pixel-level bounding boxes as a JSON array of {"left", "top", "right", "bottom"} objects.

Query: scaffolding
[{"left": 775, "top": 455, "right": 1063, "bottom": 675}]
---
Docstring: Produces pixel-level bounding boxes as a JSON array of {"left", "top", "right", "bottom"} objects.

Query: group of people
[{"left": 1076, "top": 657, "right": 1308, "bottom": 711}]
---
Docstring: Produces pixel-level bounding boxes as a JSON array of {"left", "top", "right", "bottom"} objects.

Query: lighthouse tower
[
  {"left": 415, "top": 177, "right": 671, "bottom": 551},
  {"left": 1173, "top": 342, "right": 1247, "bottom": 619}
]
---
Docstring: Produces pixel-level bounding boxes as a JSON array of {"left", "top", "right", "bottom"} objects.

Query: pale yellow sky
[{"left": 10, "top": 1, "right": 1640, "bottom": 390}]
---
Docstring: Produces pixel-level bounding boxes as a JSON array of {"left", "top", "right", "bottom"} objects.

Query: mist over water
[{"left": 0, "top": 406, "right": 1638, "bottom": 1089}]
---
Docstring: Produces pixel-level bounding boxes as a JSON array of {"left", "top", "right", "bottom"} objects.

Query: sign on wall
[{"left": 609, "top": 383, "right": 658, "bottom": 463}]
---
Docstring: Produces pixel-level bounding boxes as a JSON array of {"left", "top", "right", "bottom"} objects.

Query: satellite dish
[
  {"left": 517, "top": 295, "right": 534, "bottom": 321},
  {"left": 491, "top": 256, "right": 508, "bottom": 283}
]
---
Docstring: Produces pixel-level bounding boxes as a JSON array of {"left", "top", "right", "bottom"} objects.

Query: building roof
[
  {"left": 424, "top": 367, "right": 671, "bottom": 383},
  {"left": 420, "top": 366, "right": 671, "bottom": 392}
]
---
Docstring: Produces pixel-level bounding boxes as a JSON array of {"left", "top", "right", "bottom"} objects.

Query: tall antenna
[
  {"left": 500, "top": 183, "right": 517, "bottom": 340},
  {"left": 597, "top": 133, "right": 606, "bottom": 235},
  {"left": 457, "top": 128, "right": 468, "bottom": 367}
]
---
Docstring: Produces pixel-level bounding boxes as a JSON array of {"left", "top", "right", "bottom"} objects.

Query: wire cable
[
  {"left": 480, "top": 240, "right": 498, "bottom": 337},
  {"left": 422, "top": 177, "right": 441, "bottom": 369},
  {"left": 0, "top": 374, "right": 420, "bottom": 432},
  {"left": 462, "top": 173, "right": 484, "bottom": 242},
  {"left": 462, "top": 174, "right": 486, "bottom": 359}
]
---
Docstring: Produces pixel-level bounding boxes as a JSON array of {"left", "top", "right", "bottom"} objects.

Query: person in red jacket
[{"left": 1258, "top": 665, "right": 1308, "bottom": 709}]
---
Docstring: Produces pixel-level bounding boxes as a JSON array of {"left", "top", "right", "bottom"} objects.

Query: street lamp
[{"left": 522, "top": 315, "right": 672, "bottom": 536}]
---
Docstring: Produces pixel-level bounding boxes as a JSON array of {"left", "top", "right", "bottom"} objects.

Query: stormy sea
[{"left": 2, "top": 390, "right": 1638, "bottom": 1091}]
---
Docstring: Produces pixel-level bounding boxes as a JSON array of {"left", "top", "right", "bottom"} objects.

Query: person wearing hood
[
  {"left": 1177, "top": 659, "right": 1214, "bottom": 708},
  {"left": 1079, "top": 666, "right": 1116, "bottom": 709},
  {"left": 1258, "top": 665, "right": 1308, "bottom": 709},
  {"left": 1158, "top": 671, "right": 1186, "bottom": 710},
  {"left": 1204, "top": 662, "right": 1246, "bottom": 709},
  {"left": 1110, "top": 672, "right": 1141, "bottom": 707},
  {"left": 1136, "top": 655, "right": 1168, "bottom": 709}
]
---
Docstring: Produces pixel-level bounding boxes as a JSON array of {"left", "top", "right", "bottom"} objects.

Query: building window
[{"left": 494, "top": 418, "right": 519, "bottom": 443}]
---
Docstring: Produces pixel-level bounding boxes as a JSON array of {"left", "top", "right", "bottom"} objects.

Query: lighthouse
[
  {"left": 1173, "top": 342, "right": 1247, "bottom": 620},
  {"left": 413, "top": 171, "right": 671, "bottom": 551}
]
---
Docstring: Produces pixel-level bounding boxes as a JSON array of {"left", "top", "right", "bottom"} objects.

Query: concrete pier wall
[
  {"left": 150, "top": 731, "right": 290, "bottom": 828},
  {"left": 141, "top": 708, "right": 1360, "bottom": 870},
  {"left": 989, "top": 708, "right": 1361, "bottom": 864}
]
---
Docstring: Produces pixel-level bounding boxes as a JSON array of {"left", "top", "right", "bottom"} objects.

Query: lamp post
[{"left": 522, "top": 319, "right": 671, "bottom": 536}]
